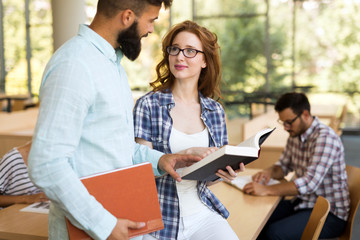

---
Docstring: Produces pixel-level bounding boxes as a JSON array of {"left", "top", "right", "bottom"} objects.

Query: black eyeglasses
[
  {"left": 277, "top": 113, "right": 302, "bottom": 127},
  {"left": 166, "top": 46, "right": 204, "bottom": 58}
]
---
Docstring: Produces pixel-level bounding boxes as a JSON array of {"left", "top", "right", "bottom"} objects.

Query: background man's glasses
[
  {"left": 166, "top": 46, "right": 204, "bottom": 58},
  {"left": 278, "top": 113, "right": 302, "bottom": 127}
]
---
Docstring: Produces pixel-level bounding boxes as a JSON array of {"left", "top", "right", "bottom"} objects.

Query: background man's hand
[
  {"left": 243, "top": 181, "right": 269, "bottom": 196},
  {"left": 252, "top": 170, "right": 271, "bottom": 184}
]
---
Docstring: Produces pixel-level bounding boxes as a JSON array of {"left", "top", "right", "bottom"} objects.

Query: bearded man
[
  {"left": 243, "top": 92, "right": 350, "bottom": 240},
  {"left": 28, "top": 1, "right": 202, "bottom": 239}
]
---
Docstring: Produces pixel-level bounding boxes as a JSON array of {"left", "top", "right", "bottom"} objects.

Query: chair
[
  {"left": 329, "top": 104, "right": 347, "bottom": 136},
  {"left": 301, "top": 196, "right": 330, "bottom": 240},
  {"left": 339, "top": 165, "right": 360, "bottom": 240}
]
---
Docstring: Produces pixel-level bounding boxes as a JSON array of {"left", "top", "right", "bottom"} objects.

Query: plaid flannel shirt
[
  {"left": 277, "top": 117, "right": 350, "bottom": 221},
  {"left": 133, "top": 90, "right": 229, "bottom": 240}
]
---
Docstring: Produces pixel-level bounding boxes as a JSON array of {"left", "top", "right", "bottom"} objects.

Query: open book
[
  {"left": 228, "top": 175, "right": 280, "bottom": 191},
  {"left": 20, "top": 201, "right": 50, "bottom": 214},
  {"left": 65, "top": 162, "right": 163, "bottom": 239},
  {"left": 181, "top": 127, "right": 275, "bottom": 181}
]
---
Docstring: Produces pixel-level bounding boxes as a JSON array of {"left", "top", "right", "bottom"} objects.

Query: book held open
[
  {"left": 181, "top": 127, "right": 275, "bottom": 181},
  {"left": 229, "top": 175, "right": 280, "bottom": 191},
  {"left": 65, "top": 162, "right": 163, "bottom": 239}
]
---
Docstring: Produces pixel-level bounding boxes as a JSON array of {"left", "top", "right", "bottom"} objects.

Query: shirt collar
[
  {"left": 199, "top": 92, "right": 217, "bottom": 111},
  {"left": 300, "top": 116, "right": 319, "bottom": 142},
  {"left": 159, "top": 90, "right": 174, "bottom": 107},
  {"left": 78, "top": 24, "right": 121, "bottom": 63},
  {"left": 158, "top": 90, "right": 217, "bottom": 111}
]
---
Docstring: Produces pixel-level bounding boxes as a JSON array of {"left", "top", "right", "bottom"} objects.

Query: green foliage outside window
[{"left": 1, "top": 0, "right": 359, "bottom": 120}]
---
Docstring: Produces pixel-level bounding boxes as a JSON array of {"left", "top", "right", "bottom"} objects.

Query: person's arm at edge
[{"left": 0, "top": 193, "right": 47, "bottom": 208}]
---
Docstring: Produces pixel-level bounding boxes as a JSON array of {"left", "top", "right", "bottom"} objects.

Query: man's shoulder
[
  {"left": 315, "top": 121, "right": 339, "bottom": 138},
  {"left": 309, "top": 121, "right": 343, "bottom": 149},
  {"left": 52, "top": 36, "right": 93, "bottom": 59}
]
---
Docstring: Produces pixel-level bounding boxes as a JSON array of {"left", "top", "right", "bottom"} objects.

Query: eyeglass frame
[
  {"left": 166, "top": 46, "right": 204, "bottom": 58},
  {"left": 277, "top": 112, "right": 302, "bottom": 127}
]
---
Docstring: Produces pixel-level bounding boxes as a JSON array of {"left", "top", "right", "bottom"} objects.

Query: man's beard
[
  {"left": 117, "top": 21, "right": 142, "bottom": 61},
  {"left": 288, "top": 119, "right": 307, "bottom": 138}
]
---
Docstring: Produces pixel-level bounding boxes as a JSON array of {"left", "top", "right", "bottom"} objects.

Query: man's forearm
[
  {"left": 270, "top": 165, "right": 285, "bottom": 180},
  {"left": 266, "top": 181, "right": 299, "bottom": 196}
]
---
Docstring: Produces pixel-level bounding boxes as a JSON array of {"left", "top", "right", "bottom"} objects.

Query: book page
[
  {"left": 229, "top": 175, "right": 279, "bottom": 191},
  {"left": 236, "top": 127, "right": 275, "bottom": 149},
  {"left": 20, "top": 201, "right": 50, "bottom": 214}
]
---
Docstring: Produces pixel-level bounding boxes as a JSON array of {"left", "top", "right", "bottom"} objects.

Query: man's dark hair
[
  {"left": 97, "top": 0, "right": 172, "bottom": 18},
  {"left": 275, "top": 92, "right": 311, "bottom": 115}
]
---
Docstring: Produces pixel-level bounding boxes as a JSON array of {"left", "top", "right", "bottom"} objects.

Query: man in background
[
  {"left": 28, "top": 1, "right": 201, "bottom": 239},
  {"left": 243, "top": 92, "right": 350, "bottom": 239}
]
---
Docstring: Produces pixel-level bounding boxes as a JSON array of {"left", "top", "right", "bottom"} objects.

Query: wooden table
[
  {"left": 0, "top": 108, "right": 38, "bottom": 156},
  {"left": 0, "top": 169, "right": 283, "bottom": 240},
  {"left": 209, "top": 168, "right": 283, "bottom": 240},
  {"left": 0, "top": 204, "right": 48, "bottom": 240},
  {"left": 0, "top": 94, "right": 30, "bottom": 112}
]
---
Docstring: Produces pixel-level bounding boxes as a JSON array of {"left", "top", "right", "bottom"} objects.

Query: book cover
[
  {"left": 181, "top": 128, "right": 275, "bottom": 181},
  {"left": 66, "top": 162, "right": 163, "bottom": 239}
]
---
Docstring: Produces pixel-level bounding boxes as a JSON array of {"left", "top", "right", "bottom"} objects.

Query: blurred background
[
  {"left": 0, "top": 2, "right": 359, "bottom": 238},
  {"left": 0, "top": 0, "right": 360, "bottom": 126},
  {"left": 0, "top": 0, "right": 359, "bottom": 128}
]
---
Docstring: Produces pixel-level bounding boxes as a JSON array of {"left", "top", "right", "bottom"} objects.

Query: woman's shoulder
[
  {"left": 136, "top": 90, "right": 173, "bottom": 106},
  {"left": 200, "top": 95, "right": 224, "bottom": 111},
  {"left": 135, "top": 91, "right": 158, "bottom": 105},
  {"left": 137, "top": 90, "right": 166, "bottom": 101}
]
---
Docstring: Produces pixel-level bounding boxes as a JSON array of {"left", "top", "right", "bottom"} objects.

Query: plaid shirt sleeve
[
  {"left": 133, "top": 94, "right": 153, "bottom": 142},
  {"left": 294, "top": 133, "right": 339, "bottom": 195}
]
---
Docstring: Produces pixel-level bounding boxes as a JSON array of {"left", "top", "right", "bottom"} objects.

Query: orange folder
[{"left": 66, "top": 162, "right": 163, "bottom": 239}]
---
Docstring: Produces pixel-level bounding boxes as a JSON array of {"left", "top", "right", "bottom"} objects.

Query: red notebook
[{"left": 65, "top": 162, "right": 163, "bottom": 239}]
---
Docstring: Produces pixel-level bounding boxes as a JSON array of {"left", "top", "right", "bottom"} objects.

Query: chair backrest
[
  {"left": 340, "top": 165, "right": 360, "bottom": 240},
  {"left": 301, "top": 196, "right": 330, "bottom": 240}
]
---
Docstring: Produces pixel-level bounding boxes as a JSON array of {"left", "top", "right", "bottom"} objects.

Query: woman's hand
[{"left": 215, "top": 162, "right": 246, "bottom": 183}]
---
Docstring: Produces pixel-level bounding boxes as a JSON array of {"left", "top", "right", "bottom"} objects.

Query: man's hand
[
  {"left": 252, "top": 170, "right": 271, "bottom": 184},
  {"left": 158, "top": 154, "right": 201, "bottom": 182},
  {"left": 107, "top": 219, "right": 145, "bottom": 240},
  {"left": 243, "top": 181, "right": 269, "bottom": 196},
  {"left": 182, "top": 147, "right": 218, "bottom": 158}
]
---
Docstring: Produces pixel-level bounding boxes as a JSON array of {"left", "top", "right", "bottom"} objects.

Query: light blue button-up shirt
[{"left": 28, "top": 24, "right": 164, "bottom": 240}]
